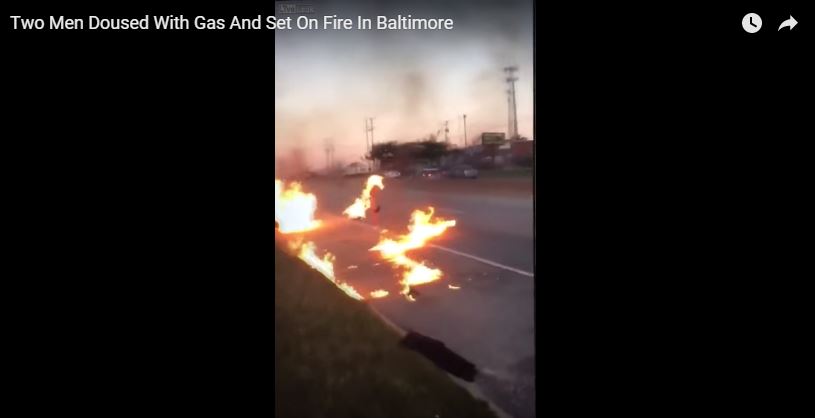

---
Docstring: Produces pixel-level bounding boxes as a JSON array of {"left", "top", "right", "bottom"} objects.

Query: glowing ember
[
  {"left": 448, "top": 284, "right": 461, "bottom": 290},
  {"left": 296, "top": 241, "right": 364, "bottom": 301},
  {"left": 370, "top": 289, "right": 390, "bottom": 299},
  {"left": 343, "top": 175, "right": 385, "bottom": 219},
  {"left": 370, "top": 207, "right": 456, "bottom": 300},
  {"left": 275, "top": 179, "right": 322, "bottom": 234}
]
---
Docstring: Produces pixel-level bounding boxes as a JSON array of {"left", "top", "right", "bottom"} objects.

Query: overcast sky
[{"left": 275, "top": 0, "right": 534, "bottom": 168}]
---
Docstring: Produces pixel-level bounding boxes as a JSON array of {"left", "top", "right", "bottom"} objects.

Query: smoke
[
  {"left": 275, "top": 0, "right": 534, "bottom": 164},
  {"left": 402, "top": 72, "right": 429, "bottom": 116},
  {"left": 276, "top": 147, "right": 310, "bottom": 179}
]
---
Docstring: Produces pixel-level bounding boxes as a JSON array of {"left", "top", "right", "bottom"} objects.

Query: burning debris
[
  {"left": 447, "top": 284, "right": 461, "bottom": 290},
  {"left": 294, "top": 241, "right": 364, "bottom": 301},
  {"left": 370, "top": 207, "right": 456, "bottom": 301},
  {"left": 405, "top": 287, "right": 422, "bottom": 302},
  {"left": 343, "top": 175, "right": 384, "bottom": 219},
  {"left": 275, "top": 179, "right": 322, "bottom": 234},
  {"left": 275, "top": 180, "right": 369, "bottom": 302},
  {"left": 276, "top": 179, "right": 455, "bottom": 303}
]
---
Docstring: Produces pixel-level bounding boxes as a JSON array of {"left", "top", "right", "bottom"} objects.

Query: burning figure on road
[
  {"left": 370, "top": 207, "right": 456, "bottom": 301},
  {"left": 343, "top": 175, "right": 384, "bottom": 220}
]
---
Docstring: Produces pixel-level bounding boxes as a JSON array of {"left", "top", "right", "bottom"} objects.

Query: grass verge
[{"left": 275, "top": 245, "right": 497, "bottom": 418}]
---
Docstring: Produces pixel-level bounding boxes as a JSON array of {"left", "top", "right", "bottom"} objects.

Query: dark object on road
[
  {"left": 447, "top": 165, "right": 479, "bottom": 179},
  {"left": 400, "top": 331, "right": 478, "bottom": 382}
]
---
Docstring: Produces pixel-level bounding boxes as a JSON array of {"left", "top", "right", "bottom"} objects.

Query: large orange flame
[
  {"left": 275, "top": 179, "right": 322, "bottom": 234},
  {"left": 370, "top": 208, "right": 456, "bottom": 300},
  {"left": 343, "top": 175, "right": 385, "bottom": 219}
]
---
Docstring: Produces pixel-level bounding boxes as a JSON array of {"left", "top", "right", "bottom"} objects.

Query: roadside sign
[{"left": 481, "top": 132, "right": 506, "bottom": 145}]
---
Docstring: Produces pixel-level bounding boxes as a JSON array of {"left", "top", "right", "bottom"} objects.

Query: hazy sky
[{"left": 275, "top": 0, "right": 534, "bottom": 168}]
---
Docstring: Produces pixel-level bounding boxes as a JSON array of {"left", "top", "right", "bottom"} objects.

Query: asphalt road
[
  {"left": 286, "top": 176, "right": 535, "bottom": 418},
  {"left": 311, "top": 177, "right": 534, "bottom": 274}
]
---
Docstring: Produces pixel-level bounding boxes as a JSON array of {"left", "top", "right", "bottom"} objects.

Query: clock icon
[{"left": 742, "top": 13, "right": 762, "bottom": 33}]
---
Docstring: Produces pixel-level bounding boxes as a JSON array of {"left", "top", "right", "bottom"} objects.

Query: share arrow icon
[{"left": 778, "top": 15, "right": 798, "bottom": 31}]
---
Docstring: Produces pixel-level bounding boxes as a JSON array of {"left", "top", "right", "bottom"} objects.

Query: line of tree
[{"left": 367, "top": 139, "right": 452, "bottom": 168}]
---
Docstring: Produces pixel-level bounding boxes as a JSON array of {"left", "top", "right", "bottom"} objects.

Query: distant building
[
  {"left": 455, "top": 138, "right": 533, "bottom": 168},
  {"left": 511, "top": 140, "right": 533, "bottom": 160}
]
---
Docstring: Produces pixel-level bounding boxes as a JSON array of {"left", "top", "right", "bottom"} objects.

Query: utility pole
[
  {"left": 324, "top": 139, "right": 335, "bottom": 172},
  {"left": 463, "top": 114, "right": 468, "bottom": 147},
  {"left": 365, "top": 117, "right": 375, "bottom": 171},
  {"left": 364, "top": 118, "right": 370, "bottom": 155},
  {"left": 444, "top": 120, "right": 450, "bottom": 144},
  {"left": 369, "top": 118, "right": 375, "bottom": 147},
  {"left": 507, "top": 93, "right": 513, "bottom": 139},
  {"left": 504, "top": 66, "right": 519, "bottom": 140}
]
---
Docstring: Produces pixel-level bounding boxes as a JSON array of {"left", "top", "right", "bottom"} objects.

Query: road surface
[{"left": 287, "top": 176, "right": 535, "bottom": 418}]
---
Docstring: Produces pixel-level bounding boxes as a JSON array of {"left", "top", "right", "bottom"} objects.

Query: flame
[
  {"left": 297, "top": 241, "right": 335, "bottom": 278},
  {"left": 370, "top": 208, "right": 456, "bottom": 299},
  {"left": 343, "top": 175, "right": 385, "bottom": 219},
  {"left": 336, "top": 282, "right": 364, "bottom": 301},
  {"left": 287, "top": 237, "right": 304, "bottom": 253},
  {"left": 370, "top": 289, "right": 390, "bottom": 299},
  {"left": 275, "top": 179, "right": 322, "bottom": 234},
  {"left": 296, "top": 241, "right": 364, "bottom": 301}
]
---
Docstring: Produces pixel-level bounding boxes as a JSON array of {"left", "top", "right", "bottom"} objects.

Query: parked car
[
  {"left": 419, "top": 168, "right": 443, "bottom": 179},
  {"left": 447, "top": 165, "right": 479, "bottom": 179},
  {"left": 383, "top": 170, "right": 401, "bottom": 179}
]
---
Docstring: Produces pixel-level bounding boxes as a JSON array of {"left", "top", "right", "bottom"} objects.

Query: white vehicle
[
  {"left": 383, "top": 170, "right": 401, "bottom": 179},
  {"left": 344, "top": 162, "right": 371, "bottom": 176}
]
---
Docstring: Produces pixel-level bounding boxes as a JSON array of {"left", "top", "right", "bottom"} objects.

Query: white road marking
[
  {"left": 429, "top": 244, "right": 534, "bottom": 278},
  {"left": 353, "top": 219, "right": 534, "bottom": 278}
]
